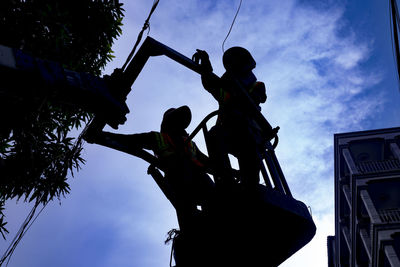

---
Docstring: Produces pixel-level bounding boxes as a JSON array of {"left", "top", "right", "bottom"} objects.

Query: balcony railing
[
  {"left": 356, "top": 159, "right": 400, "bottom": 174},
  {"left": 379, "top": 208, "right": 400, "bottom": 223}
]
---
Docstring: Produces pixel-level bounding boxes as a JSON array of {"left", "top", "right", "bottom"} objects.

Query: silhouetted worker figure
[
  {"left": 192, "top": 47, "right": 267, "bottom": 188},
  {"left": 84, "top": 105, "right": 214, "bottom": 232}
]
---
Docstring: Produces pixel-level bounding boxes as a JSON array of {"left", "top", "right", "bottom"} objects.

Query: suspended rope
[
  {"left": 0, "top": 114, "right": 91, "bottom": 266},
  {"left": 222, "top": 0, "right": 243, "bottom": 53},
  {"left": 389, "top": 0, "right": 400, "bottom": 90},
  {"left": 0, "top": 198, "right": 47, "bottom": 266},
  {"left": 165, "top": 229, "right": 180, "bottom": 267},
  {"left": 121, "top": 0, "right": 160, "bottom": 71}
]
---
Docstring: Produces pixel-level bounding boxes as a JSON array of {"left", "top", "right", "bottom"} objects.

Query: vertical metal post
[
  {"left": 264, "top": 151, "right": 285, "bottom": 194},
  {"left": 263, "top": 148, "right": 292, "bottom": 197},
  {"left": 269, "top": 149, "right": 292, "bottom": 197},
  {"left": 256, "top": 150, "right": 273, "bottom": 189}
]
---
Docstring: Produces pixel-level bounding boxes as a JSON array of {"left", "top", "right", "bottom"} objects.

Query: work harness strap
[{"left": 154, "top": 133, "right": 204, "bottom": 168}]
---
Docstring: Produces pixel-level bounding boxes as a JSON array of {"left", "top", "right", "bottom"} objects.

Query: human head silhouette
[
  {"left": 160, "top": 105, "right": 192, "bottom": 134},
  {"left": 223, "top": 46, "right": 256, "bottom": 74},
  {"left": 222, "top": 47, "right": 257, "bottom": 88}
]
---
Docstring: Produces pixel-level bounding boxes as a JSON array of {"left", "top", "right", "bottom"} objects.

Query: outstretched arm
[{"left": 84, "top": 124, "right": 157, "bottom": 154}]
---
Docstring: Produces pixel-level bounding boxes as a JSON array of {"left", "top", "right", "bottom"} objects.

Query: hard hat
[
  {"left": 161, "top": 105, "right": 192, "bottom": 133},
  {"left": 223, "top": 47, "right": 256, "bottom": 74}
]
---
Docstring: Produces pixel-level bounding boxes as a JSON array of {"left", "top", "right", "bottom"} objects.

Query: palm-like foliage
[{"left": 0, "top": 0, "right": 125, "bottom": 238}]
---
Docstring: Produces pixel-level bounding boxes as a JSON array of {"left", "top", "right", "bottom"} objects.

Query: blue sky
[{"left": 1, "top": 0, "right": 400, "bottom": 266}]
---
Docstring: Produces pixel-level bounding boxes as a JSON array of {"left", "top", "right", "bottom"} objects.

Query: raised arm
[{"left": 192, "top": 49, "right": 223, "bottom": 101}]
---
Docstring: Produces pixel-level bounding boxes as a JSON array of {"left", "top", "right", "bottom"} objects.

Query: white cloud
[{"left": 335, "top": 46, "right": 368, "bottom": 69}]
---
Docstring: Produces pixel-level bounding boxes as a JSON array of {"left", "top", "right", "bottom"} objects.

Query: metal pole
[
  {"left": 269, "top": 149, "right": 292, "bottom": 197},
  {"left": 264, "top": 150, "right": 285, "bottom": 194}
]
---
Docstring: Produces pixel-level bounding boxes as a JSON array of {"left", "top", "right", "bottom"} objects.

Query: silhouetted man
[
  {"left": 192, "top": 47, "right": 267, "bottom": 188},
  {"left": 84, "top": 105, "right": 214, "bottom": 232}
]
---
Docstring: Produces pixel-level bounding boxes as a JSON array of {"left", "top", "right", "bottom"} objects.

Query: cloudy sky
[{"left": 2, "top": 0, "right": 400, "bottom": 266}]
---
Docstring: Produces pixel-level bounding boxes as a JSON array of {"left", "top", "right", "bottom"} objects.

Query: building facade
[{"left": 329, "top": 127, "right": 400, "bottom": 267}]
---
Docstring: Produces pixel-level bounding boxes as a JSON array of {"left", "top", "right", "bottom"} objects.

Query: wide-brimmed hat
[{"left": 160, "top": 105, "right": 192, "bottom": 132}]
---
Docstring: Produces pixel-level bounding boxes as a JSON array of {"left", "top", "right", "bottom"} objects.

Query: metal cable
[
  {"left": 222, "top": 0, "right": 243, "bottom": 53},
  {"left": 390, "top": 0, "right": 400, "bottom": 90},
  {"left": 121, "top": 0, "right": 160, "bottom": 71}
]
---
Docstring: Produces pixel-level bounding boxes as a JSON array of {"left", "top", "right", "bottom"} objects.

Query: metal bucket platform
[{"left": 173, "top": 184, "right": 316, "bottom": 267}]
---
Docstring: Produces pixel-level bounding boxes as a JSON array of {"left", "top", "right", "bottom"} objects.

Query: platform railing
[{"left": 187, "top": 110, "right": 292, "bottom": 197}]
